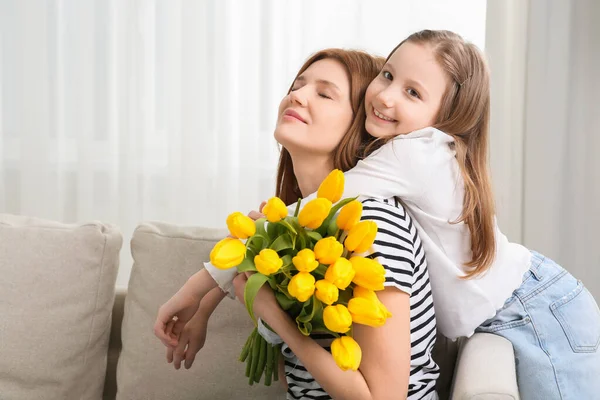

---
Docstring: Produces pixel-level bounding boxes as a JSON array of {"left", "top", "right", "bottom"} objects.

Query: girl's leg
[{"left": 477, "top": 251, "right": 600, "bottom": 400}]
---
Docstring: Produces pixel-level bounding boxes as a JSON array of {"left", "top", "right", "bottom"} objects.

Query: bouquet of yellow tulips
[{"left": 209, "top": 169, "right": 392, "bottom": 386}]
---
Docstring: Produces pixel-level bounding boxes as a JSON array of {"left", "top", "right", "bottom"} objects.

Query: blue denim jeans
[{"left": 476, "top": 251, "right": 600, "bottom": 400}]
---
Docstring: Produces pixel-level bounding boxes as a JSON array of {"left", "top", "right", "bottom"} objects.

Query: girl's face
[
  {"left": 274, "top": 59, "right": 353, "bottom": 157},
  {"left": 364, "top": 42, "right": 449, "bottom": 138}
]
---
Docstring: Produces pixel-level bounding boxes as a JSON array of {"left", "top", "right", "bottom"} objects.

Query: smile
[{"left": 372, "top": 107, "right": 396, "bottom": 122}]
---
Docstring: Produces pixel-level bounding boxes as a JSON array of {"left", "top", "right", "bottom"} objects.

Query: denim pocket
[
  {"left": 476, "top": 295, "right": 531, "bottom": 333},
  {"left": 476, "top": 315, "right": 531, "bottom": 333},
  {"left": 551, "top": 281, "right": 600, "bottom": 353}
]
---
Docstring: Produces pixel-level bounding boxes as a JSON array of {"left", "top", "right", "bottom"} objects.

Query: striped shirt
[{"left": 283, "top": 197, "right": 439, "bottom": 400}]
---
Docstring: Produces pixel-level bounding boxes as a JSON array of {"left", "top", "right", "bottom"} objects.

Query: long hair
[
  {"left": 275, "top": 49, "right": 385, "bottom": 205},
  {"left": 392, "top": 30, "right": 496, "bottom": 278}
]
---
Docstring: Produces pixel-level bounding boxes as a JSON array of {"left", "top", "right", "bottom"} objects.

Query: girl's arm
[
  {"left": 204, "top": 262, "right": 237, "bottom": 298},
  {"left": 238, "top": 276, "right": 411, "bottom": 400},
  {"left": 154, "top": 268, "right": 219, "bottom": 346},
  {"left": 306, "top": 127, "right": 451, "bottom": 203}
]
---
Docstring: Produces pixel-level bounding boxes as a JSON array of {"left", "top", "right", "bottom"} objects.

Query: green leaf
[
  {"left": 266, "top": 222, "right": 284, "bottom": 241},
  {"left": 246, "top": 235, "right": 267, "bottom": 254},
  {"left": 275, "top": 290, "right": 296, "bottom": 310},
  {"left": 246, "top": 247, "right": 257, "bottom": 260},
  {"left": 297, "top": 296, "right": 322, "bottom": 324},
  {"left": 280, "top": 254, "right": 293, "bottom": 268},
  {"left": 297, "top": 233, "right": 307, "bottom": 250},
  {"left": 297, "top": 321, "right": 312, "bottom": 336},
  {"left": 307, "top": 231, "right": 323, "bottom": 243},
  {"left": 244, "top": 273, "right": 271, "bottom": 323},
  {"left": 270, "top": 234, "right": 293, "bottom": 252},
  {"left": 277, "top": 218, "right": 298, "bottom": 235},
  {"left": 288, "top": 216, "right": 303, "bottom": 232},
  {"left": 255, "top": 218, "right": 268, "bottom": 238},
  {"left": 337, "top": 286, "right": 354, "bottom": 306},
  {"left": 237, "top": 257, "right": 257, "bottom": 273},
  {"left": 313, "top": 264, "right": 328, "bottom": 278},
  {"left": 326, "top": 216, "right": 339, "bottom": 237},
  {"left": 317, "top": 196, "right": 358, "bottom": 236}
]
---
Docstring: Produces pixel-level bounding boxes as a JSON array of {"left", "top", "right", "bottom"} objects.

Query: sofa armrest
[
  {"left": 103, "top": 287, "right": 127, "bottom": 400},
  {"left": 450, "top": 333, "right": 520, "bottom": 400}
]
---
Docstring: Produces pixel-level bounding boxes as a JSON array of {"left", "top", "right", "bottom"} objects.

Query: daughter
[{"left": 156, "top": 30, "right": 600, "bottom": 399}]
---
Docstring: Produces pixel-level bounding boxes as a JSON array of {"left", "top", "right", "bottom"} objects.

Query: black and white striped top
[{"left": 282, "top": 197, "right": 439, "bottom": 400}]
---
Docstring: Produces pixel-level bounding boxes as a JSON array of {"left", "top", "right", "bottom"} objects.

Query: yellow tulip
[
  {"left": 292, "top": 249, "right": 319, "bottom": 273},
  {"left": 226, "top": 211, "right": 256, "bottom": 239},
  {"left": 315, "top": 279, "right": 339, "bottom": 305},
  {"left": 331, "top": 336, "right": 362, "bottom": 371},
  {"left": 353, "top": 285, "right": 380, "bottom": 302},
  {"left": 344, "top": 220, "right": 378, "bottom": 253},
  {"left": 317, "top": 169, "right": 345, "bottom": 203},
  {"left": 324, "top": 257, "right": 355, "bottom": 290},
  {"left": 262, "top": 197, "right": 288, "bottom": 223},
  {"left": 349, "top": 256, "right": 386, "bottom": 291},
  {"left": 254, "top": 249, "right": 283, "bottom": 275},
  {"left": 323, "top": 304, "right": 352, "bottom": 333},
  {"left": 209, "top": 237, "right": 247, "bottom": 270},
  {"left": 298, "top": 198, "right": 332, "bottom": 229},
  {"left": 348, "top": 295, "right": 392, "bottom": 327},
  {"left": 336, "top": 200, "right": 363, "bottom": 231},
  {"left": 354, "top": 285, "right": 393, "bottom": 321},
  {"left": 313, "top": 236, "right": 344, "bottom": 265},
  {"left": 287, "top": 272, "right": 316, "bottom": 302},
  {"left": 353, "top": 285, "right": 392, "bottom": 318}
]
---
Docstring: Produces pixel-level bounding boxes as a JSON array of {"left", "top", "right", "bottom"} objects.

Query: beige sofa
[{"left": 0, "top": 215, "right": 520, "bottom": 400}]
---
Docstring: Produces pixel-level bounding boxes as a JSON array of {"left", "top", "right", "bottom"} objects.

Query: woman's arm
[{"left": 234, "top": 274, "right": 411, "bottom": 400}]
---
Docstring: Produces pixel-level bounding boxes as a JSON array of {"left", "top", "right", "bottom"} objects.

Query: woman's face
[
  {"left": 364, "top": 42, "right": 449, "bottom": 138},
  {"left": 274, "top": 59, "right": 353, "bottom": 157}
]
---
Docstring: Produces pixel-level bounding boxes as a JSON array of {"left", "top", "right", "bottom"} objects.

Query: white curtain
[
  {"left": 487, "top": 0, "right": 600, "bottom": 298},
  {"left": 0, "top": 0, "right": 487, "bottom": 286}
]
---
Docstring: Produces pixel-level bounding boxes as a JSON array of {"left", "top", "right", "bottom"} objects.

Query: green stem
[
  {"left": 248, "top": 333, "right": 261, "bottom": 385},
  {"left": 273, "top": 344, "right": 280, "bottom": 382},
  {"left": 264, "top": 344, "right": 274, "bottom": 386},
  {"left": 239, "top": 329, "right": 255, "bottom": 362},
  {"left": 245, "top": 331, "right": 255, "bottom": 378},
  {"left": 294, "top": 198, "right": 302, "bottom": 217},
  {"left": 279, "top": 219, "right": 297, "bottom": 235},
  {"left": 254, "top": 336, "right": 268, "bottom": 383}
]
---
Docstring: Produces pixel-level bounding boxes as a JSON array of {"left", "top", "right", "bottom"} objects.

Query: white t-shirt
[{"left": 206, "top": 126, "right": 531, "bottom": 339}]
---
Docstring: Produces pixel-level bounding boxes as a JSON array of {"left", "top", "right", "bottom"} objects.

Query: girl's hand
[
  {"left": 154, "top": 285, "right": 202, "bottom": 348},
  {"left": 167, "top": 310, "right": 208, "bottom": 370}
]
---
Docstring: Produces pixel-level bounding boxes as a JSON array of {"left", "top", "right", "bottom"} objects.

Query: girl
[{"left": 162, "top": 30, "right": 600, "bottom": 399}]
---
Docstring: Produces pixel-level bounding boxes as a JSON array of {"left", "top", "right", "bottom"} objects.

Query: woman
[
  {"left": 155, "top": 48, "right": 439, "bottom": 399},
  {"left": 232, "top": 49, "right": 439, "bottom": 399}
]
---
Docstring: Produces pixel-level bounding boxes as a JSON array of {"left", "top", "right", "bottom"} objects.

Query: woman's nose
[{"left": 289, "top": 88, "right": 308, "bottom": 107}]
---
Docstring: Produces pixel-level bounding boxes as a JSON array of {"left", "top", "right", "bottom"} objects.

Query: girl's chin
[{"left": 365, "top": 125, "right": 388, "bottom": 139}]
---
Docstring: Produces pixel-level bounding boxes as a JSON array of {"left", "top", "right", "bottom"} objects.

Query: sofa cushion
[
  {"left": 0, "top": 214, "right": 122, "bottom": 400},
  {"left": 116, "top": 222, "right": 282, "bottom": 400}
]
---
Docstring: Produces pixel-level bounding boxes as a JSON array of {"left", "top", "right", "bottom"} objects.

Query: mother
[{"left": 232, "top": 49, "right": 439, "bottom": 400}]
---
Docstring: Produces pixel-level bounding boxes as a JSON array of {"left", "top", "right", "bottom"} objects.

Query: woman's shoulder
[{"left": 360, "top": 197, "right": 420, "bottom": 247}]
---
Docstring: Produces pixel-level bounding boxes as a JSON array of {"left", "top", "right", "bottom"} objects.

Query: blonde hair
[
  {"left": 395, "top": 30, "right": 496, "bottom": 278},
  {"left": 275, "top": 49, "right": 385, "bottom": 205}
]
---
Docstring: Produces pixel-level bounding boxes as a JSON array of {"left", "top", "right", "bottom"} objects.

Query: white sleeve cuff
[
  {"left": 204, "top": 261, "right": 237, "bottom": 299},
  {"left": 257, "top": 318, "right": 283, "bottom": 345}
]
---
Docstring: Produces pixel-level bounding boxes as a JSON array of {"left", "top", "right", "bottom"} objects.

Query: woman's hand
[{"left": 232, "top": 272, "right": 279, "bottom": 321}]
